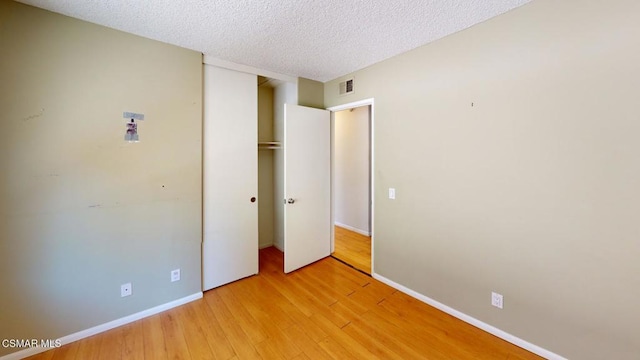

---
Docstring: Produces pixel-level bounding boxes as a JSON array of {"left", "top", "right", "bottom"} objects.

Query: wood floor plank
[
  {"left": 282, "top": 324, "right": 333, "bottom": 360},
  {"left": 316, "top": 336, "right": 366, "bottom": 360},
  {"left": 374, "top": 291, "right": 536, "bottom": 359},
  {"left": 341, "top": 317, "right": 415, "bottom": 360},
  {"left": 260, "top": 263, "right": 315, "bottom": 317},
  {"left": 308, "top": 313, "right": 378, "bottom": 359},
  {"left": 216, "top": 285, "right": 269, "bottom": 345},
  {"left": 227, "top": 276, "right": 296, "bottom": 332},
  {"left": 301, "top": 265, "right": 370, "bottom": 314},
  {"left": 262, "top": 265, "right": 351, "bottom": 329},
  {"left": 159, "top": 311, "right": 192, "bottom": 360},
  {"left": 348, "top": 283, "right": 395, "bottom": 311},
  {"left": 49, "top": 340, "right": 79, "bottom": 360},
  {"left": 96, "top": 325, "right": 123, "bottom": 360},
  {"left": 296, "top": 267, "right": 369, "bottom": 317},
  {"left": 23, "top": 347, "right": 55, "bottom": 360},
  {"left": 227, "top": 279, "right": 303, "bottom": 360},
  {"left": 204, "top": 290, "right": 263, "bottom": 360},
  {"left": 359, "top": 307, "right": 462, "bottom": 360},
  {"left": 260, "top": 246, "right": 284, "bottom": 272},
  {"left": 244, "top": 275, "right": 329, "bottom": 343},
  {"left": 120, "top": 320, "right": 144, "bottom": 360},
  {"left": 377, "top": 290, "right": 457, "bottom": 333},
  {"left": 253, "top": 340, "right": 286, "bottom": 360},
  {"left": 332, "top": 226, "right": 371, "bottom": 274},
  {"left": 290, "top": 353, "right": 312, "bottom": 360},
  {"left": 288, "top": 270, "right": 339, "bottom": 306},
  {"left": 254, "top": 326, "right": 303, "bottom": 360},
  {"left": 313, "top": 257, "right": 370, "bottom": 288},
  {"left": 184, "top": 299, "right": 236, "bottom": 360},
  {"left": 142, "top": 314, "right": 168, "bottom": 360},
  {"left": 174, "top": 303, "right": 215, "bottom": 360},
  {"left": 370, "top": 307, "right": 467, "bottom": 359}
]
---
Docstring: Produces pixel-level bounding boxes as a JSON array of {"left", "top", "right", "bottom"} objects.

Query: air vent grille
[{"left": 339, "top": 78, "right": 354, "bottom": 95}]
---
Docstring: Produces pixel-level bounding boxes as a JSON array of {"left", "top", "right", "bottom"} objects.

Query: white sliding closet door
[{"left": 203, "top": 65, "right": 258, "bottom": 290}]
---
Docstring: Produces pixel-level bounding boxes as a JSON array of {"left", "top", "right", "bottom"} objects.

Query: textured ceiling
[{"left": 16, "top": 0, "right": 531, "bottom": 82}]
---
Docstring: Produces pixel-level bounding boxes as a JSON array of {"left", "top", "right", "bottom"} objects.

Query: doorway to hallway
[{"left": 330, "top": 103, "right": 372, "bottom": 275}]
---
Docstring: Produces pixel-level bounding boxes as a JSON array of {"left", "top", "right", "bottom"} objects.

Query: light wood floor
[
  {"left": 26, "top": 247, "right": 542, "bottom": 360},
  {"left": 332, "top": 226, "right": 371, "bottom": 274}
]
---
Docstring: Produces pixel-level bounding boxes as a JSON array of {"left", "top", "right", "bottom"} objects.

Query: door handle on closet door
[{"left": 285, "top": 198, "right": 295, "bottom": 204}]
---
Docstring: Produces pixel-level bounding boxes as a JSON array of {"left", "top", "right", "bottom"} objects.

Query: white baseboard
[
  {"left": 335, "top": 222, "right": 371, "bottom": 236},
  {"left": 0, "top": 292, "right": 203, "bottom": 360},
  {"left": 259, "top": 242, "right": 273, "bottom": 249},
  {"left": 372, "top": 273, "right": 566, "bottom": 360}
]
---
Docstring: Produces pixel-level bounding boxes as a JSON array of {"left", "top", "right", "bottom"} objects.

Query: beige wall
[
  {"left": 0, "top": 1, "right": 202, "bottom": 356},
  {"left": 298, "top": 77, "right": 324, "bottom": 109},
  {"left": 258, "top": 85, "right": 275, "bottom": 248},
  {"left": 325, "top": 0, "right": 640, "bottom": 358}
]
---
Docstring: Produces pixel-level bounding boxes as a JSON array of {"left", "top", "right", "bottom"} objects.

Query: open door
[{"left": 284, "top": 104, "right": 331, "bottom": 273}]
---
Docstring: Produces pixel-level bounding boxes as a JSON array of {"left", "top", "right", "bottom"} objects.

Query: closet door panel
[{"left": 203, "top": 65, "right": 258, "bottom": 290}]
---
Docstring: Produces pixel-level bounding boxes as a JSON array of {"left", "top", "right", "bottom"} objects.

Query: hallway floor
[{"left": 332, "top": 226, "right": 371, "bottom": 274}]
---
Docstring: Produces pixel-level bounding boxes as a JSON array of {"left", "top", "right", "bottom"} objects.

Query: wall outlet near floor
[
  {"left": 171, "top": 269, "right": 181, "bottom": 282},
  {"left": 121, "top": 283, "right": 132, "bottom": 297},
  {"left": 491, "top": 291, "right": 503, "bottom": 309}
]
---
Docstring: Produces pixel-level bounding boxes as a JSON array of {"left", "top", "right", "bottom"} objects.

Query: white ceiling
[{"left": 16, "top": 0, "right": 531, "bottom": 82}]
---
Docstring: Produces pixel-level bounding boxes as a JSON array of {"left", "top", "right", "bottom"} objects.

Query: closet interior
[{"left": 257, "top": 76, "right": 296, "bottom": 252}]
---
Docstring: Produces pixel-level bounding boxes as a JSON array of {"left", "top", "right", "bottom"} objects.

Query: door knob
[
  {"left": 287, "top": 198, "right": 295, "bottom": 204},
  {"left": 250, "top": 197, "right": 256, "bottom": 203}
]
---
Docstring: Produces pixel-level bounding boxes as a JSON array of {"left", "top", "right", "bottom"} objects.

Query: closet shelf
[{"left": 258, "top": 141, "right": 282, "bottom": 150}]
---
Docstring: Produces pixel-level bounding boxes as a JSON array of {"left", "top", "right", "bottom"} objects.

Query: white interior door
[
  {"left": 284, "top": 104, "right": 331, "bottom": 273},
  {"left": 203, "top": 65, "right": 258, "bottom": 290}
]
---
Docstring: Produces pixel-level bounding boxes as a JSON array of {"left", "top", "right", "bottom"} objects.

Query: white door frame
[{"left": 327, "top": 98, "right": 375, "bottom": 274}]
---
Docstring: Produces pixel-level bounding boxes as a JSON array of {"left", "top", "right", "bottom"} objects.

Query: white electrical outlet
[
  {"left": 491, "top": 292, "right": 503, "bottom": 309},
  {"left": 171, "top": 269, "right": 181, "bottom": 282},
  {"left": 121, "top": 283, "right": 132, "bottom": 297},
  {"left": 389, "top": 188, "right": 396, "bottom": 199}
]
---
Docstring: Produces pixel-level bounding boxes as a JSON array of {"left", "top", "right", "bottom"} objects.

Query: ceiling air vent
[{"left": 339, "top": 78, "right": 354, "bottom": 95}]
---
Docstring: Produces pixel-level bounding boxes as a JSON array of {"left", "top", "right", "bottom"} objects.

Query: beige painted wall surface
[
  {"left": 0, "top": 1, "right": 202, "bottom": 356},
  {"left": 298, "top": 77, "right": 324, "bottom": 109},
  {"left": 325, "top": 0, "right": 640, "bottom": 358},
  {"left": 258, "top": 85, "right": 275, "bottom": 248}
]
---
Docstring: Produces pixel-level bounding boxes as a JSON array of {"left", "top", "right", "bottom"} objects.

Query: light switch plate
[
  {"left": 491, "top": 292, "right": 503, "bottom": 309},
  {"left": 389, "top": 188, "right": 396, "bottom": 199}
]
